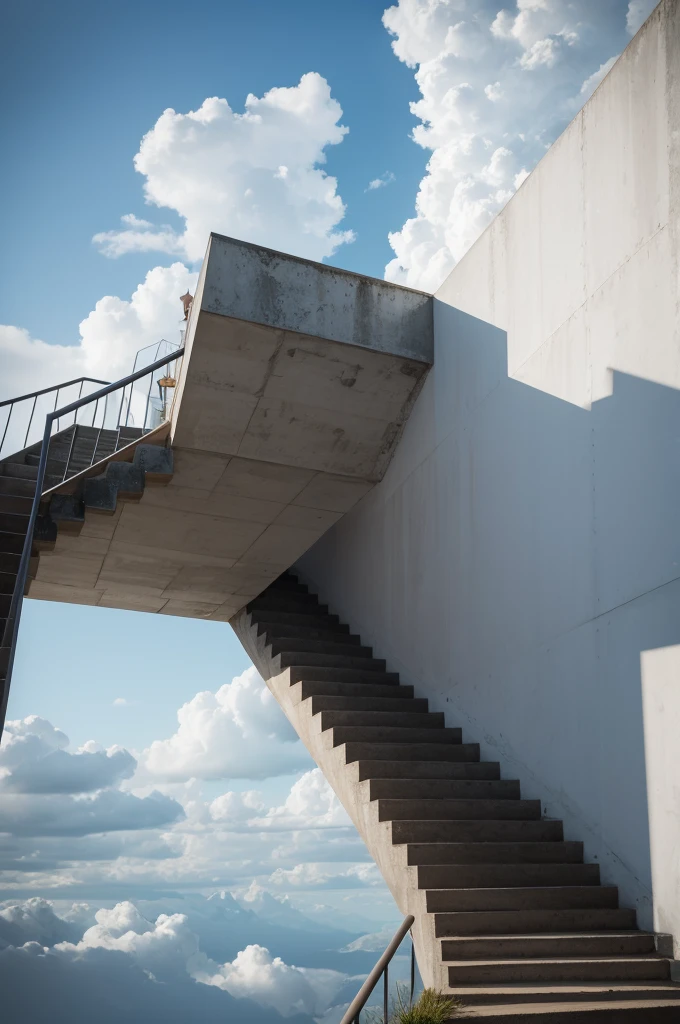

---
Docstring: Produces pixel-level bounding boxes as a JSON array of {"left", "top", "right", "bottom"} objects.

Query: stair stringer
[{"left": 231, "top": 607, "right": 442, "bottom": 989}]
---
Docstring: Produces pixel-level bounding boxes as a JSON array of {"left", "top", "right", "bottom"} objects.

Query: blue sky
[
  {"left": 0, "top": 1, "right": 659, "bottom": 1019},
  {"left": 1, "top": 0, "right": 425, "bottom": 346}
]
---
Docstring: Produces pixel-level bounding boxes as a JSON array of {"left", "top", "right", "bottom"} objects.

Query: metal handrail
[
  {"left": 0, "top": 348, "right": 184, "bottom": 736},
  {"left": 340, "top": 915, "right": 416, "bottom": 1024},
  {"left": 0, "top": 376, "right": 111, "bottom": 457},
  {"left": 0, "top": 376, "right": 111, "bottom": 409}
]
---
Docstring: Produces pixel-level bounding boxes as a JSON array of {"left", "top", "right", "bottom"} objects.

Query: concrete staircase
[
  {"left": 0, "top": 425, "right": 165, "bottom": 705},
  {"left": 232, "top": 573, "right": 680, "bottom": 1022}
]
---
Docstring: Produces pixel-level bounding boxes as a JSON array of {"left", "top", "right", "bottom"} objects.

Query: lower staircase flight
[{"left": 231, "top": 572, "right": 680, "bottom": 1022}]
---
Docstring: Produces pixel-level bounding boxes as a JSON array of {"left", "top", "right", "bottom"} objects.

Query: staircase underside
[
  {"left": 10, "top": 235, "right": 433, "bottom": 621},
  {"left": 232, "top": 573, "right": 680, "bottom": 1021}
]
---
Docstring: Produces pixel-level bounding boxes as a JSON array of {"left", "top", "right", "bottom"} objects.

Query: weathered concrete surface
[
  {"left": 28, "top": 239, "right": 432, "bottom": 618},
  {"left": 297, "top": 0, "right": 680, "bottom": 956},
  {"left": 29, "top": 448, "right": 375, "bottom": 619},
  {"left": 200, "top": 233, "right": 433, "bottom": 363},
  {"left": 230, "top": 605, "right": 440, "bottom": 988},
  {"left": 172, "top": 235, "right": 432, "bottom": 481}
]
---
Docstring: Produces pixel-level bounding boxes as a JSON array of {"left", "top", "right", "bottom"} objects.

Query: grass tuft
[{"left": 365, "top": 984, "right": 463, "bottom": 1023}]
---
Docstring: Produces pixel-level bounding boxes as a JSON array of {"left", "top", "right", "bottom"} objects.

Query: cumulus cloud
[
  {"left": 268, "top": 861, "right": 382, "bottom": 890},
  {"left": 93, "top": 73, "right": 354, "bottom": 265},
  {"left": 139, "top": 667, "right": 309, "bottom": 782},
  {"left": 626, "top": 0, "right": 659, "bottom": 35},
  {"left": 1, "top": 788, "right": 184, "bottom": 838},
  {"left": 53, "top": 900, "right": 349, "bottom": 1018},
  {"left": 382, "top": 0, "right": 637, "bottom": 290},
  {"left": 0, "top": 897, "right": 81, "bottom": 948},
  {"left": 0, "top": 716, "right": 136, "bottom": 794},
  {"left": 365, "top": 171, "right": 396, "bottom": 192},
  {"left": 191, "top": 942, "right": 347, "bottom": 1018},
  {"left": 252, "top": 768, "right": 352, "bottom": 831},
  {"left": 0, "top": 261, "right": 196, "bottom": 435}
]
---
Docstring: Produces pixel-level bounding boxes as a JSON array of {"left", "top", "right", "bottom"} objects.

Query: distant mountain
[{"left": 135, "top": 891, "right": 377, "bottom": 974}]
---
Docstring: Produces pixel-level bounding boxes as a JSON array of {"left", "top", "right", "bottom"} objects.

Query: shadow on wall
[{"left": 296, "top": 302, "right": 680, "bottom": 940}]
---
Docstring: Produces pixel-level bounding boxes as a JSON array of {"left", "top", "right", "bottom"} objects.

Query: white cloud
[
  {"left": 252, "top": 768, "right": 352, "bottom": 831},
  {"left": 93, "top": 73, "right": 354, "bottom": 265},
  {"left": 579, "top": 56, "right": 618, "bottom": 101},
  {"left": 191, "top": 942, "right": 347, "bottom": 1018},
  {"left": 1, "top": 788, "right": 184, "bottom": 837},
  {"left": 626, "top": 0, "right": 658, "bottom": 35},
  {"left": 382, "top": 0, "right": 635, "bottom": 290},
  {"left": 52, "top": 899, "right": 349, "bottom": 1018},
  {"left": 365, "top": 171, "right": 396, "bottom": 191},
  {"left": 0, "top": 716, "right": 136, "bottom": 794},
  {"left": 138, "top": 667, "right": 309, "bottom": 782},
  {"left": 0, "top": 263, "right": 196, "bottom": 424},
  {"left": 268, "top": 861, "right": 382, "bottom": 890}
]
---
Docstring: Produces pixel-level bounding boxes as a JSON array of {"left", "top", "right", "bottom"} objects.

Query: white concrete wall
[{"left": 297, "top": 0, "right": 680, "bottom": 948}]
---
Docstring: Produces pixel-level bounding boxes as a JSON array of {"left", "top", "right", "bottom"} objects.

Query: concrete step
[
  {"left": 310, "top": 695, "right": 428, "bottom": 715},
  {"left": 421, "top": 863, "right": 600, "bottom": 890},
  {"left": 277, "top": 651, "right": 387, "bottom": 672},
  {"left": 357, "top": 760, "right": 500, "bottom": 781},
  {"left": 0, "top": 475, "right": 36, "bottom": 497},
  {"left": 0, "top": 552, "right": 20, "bottom": 574},
  {"left": 0, "top": 512, "right": 29, "bottom": 535},
  {"left": 393, "top": 819, "right": 563, "bottom": 844},
  {"left": 270, "top": 638, "right": 373, "bottom": 658},
  {"left": 293, "top": 679, "right": 415, "bottom": 702},
  {"left": 320, "top": 709, "right": 443, "bottom": 731},
  {"left": 331, "top": 725, "right": 462, "bottom": 747},
  {"left": 260, "top": 622, "right": 359, "bottom": 644},
  {"left": 381, "top": 798, "right": 540, "bottom": 822},
  {"left": 268, "top": 575, "right": 309, "bottom": 593},
  {"left": 288, "top": 666, "right": 400, "bottom": 685},
  {"left": 0, "top": 532, "right": 28, "bottom": 555},
  {"left": 251, "top": 610, "right": 347, "bottom": 631},
  {"left": 1, "top": 462, "right": 40, "bottom": 480},
  {"left": 447, "top": 957, "right": 669, "bottom": 985},
  {"left": 427, "top": 887, "right": 619, "bottom": 913},
  {"left": 441, "top": 932, "right": 655, "bottom": 961},
  {"left": 369, "top": 779, "right": 518, "bottom": 800},
  {"left": 434, "top": 908, "right": 637, "bottom": 937},
  {"left": 344, "top": 742, "right": 479, "bottom": 764},
  {"left": 407, "top": 842, "right": 584, "bottom": 866},
  {"left": 0, "top": 571, "right": 17, "bottom": 595},
  {"left": 250, "top": 592, "right": 325, "bottom": 613},
  {"left": 453, "top": 1001, "right": 680, "bottom": 1022},
  {"left": 0, "top": 494, "right": 33, "bottom": 515},
  {"left": 447, "top": 981, "right": 680, "bottom": 1005}
]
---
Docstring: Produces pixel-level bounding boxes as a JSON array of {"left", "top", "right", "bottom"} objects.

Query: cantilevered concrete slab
[{"left": 28, "top": 235, "right": 433, "bottom": 619}]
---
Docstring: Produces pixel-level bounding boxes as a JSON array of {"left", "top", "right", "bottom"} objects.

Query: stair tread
[
  {"left": 449, "top": 982, "right": 680, "bottom": 994},
  {"left": 446, "top": 954, "right": 663, "bottom": 962}
]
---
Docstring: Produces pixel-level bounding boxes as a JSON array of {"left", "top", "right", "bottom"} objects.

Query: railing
[
  {"left": 0, "top": 348, "right": 185, "bottom": 736},
  {"left": 340, "top": 915, "right": 416, "bottom": 1024},
  {"left": 0, "top": 377, "right": 111, "bottom": 461}
]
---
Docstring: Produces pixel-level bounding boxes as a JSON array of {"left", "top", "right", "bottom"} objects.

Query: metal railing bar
[
  {"left": 0, "top": 377, "right": 110, "bottom": 409},
  {"left": 0, "top": 348, "right": 184, "bottom": 738},
  {"left": 339, "top": 915, "right": 415, "bottom": 1024},
  {"left": 24, "top": 395, "right": 38, "bottom": 449},
  {"left": 63, "top": 425, "right": 79, "bottom": 482},
  {"left": 90, "top": 394, "right": 108, "bottom": 468},
  {"left": 1, "top": 405, "right": 13, "bottom": 452}
]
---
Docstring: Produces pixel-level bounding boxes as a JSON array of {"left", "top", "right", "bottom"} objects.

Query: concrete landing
[{"left": 25, "top": 236, "right": 433, "bottom": 619}]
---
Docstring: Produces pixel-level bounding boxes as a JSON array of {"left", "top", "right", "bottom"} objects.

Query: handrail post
[
  {"left": 0, "top": 348, "right": 185, "bottom": 739},
  {"left": 339, "top": 915, "right": 415, "bottom": 1024}
]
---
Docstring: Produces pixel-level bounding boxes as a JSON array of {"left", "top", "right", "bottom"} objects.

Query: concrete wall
[
  {"left": 297, "top": 0, "right": 680, "bottom": 949},
  {"left": 201, "top": 233, "right": 433, "bottom": 363}
]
